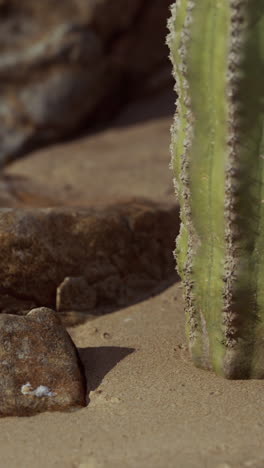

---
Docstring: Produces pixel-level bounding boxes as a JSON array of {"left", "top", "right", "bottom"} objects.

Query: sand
[
  {"left": 0, "top": 283, "right": 264, "bottom": 468},
  {"left": 4, "top": 90, "right": 175, "bottom": 208},
  {"left": 1, "top": 91, "right": 264, "bottom": 468}
]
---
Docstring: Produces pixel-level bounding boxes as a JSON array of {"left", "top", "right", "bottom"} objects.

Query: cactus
[{"left": 167, "top": 1, "right": 264, "bottom": 378}]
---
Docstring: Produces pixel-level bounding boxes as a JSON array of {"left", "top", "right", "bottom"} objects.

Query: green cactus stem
[{"left": 168, "top": 0, "right": 264, "bottom": 378}]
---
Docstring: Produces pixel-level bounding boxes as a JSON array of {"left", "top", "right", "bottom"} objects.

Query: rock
[
  {"left": 0, "top": 0, "right": 172, "bottom": 164},
  {"left": 0, "top": 307, "right": 86, "bottom": 416},
  {"left": 0, "top": 294, "right": 36, "bottom": 315},
  {"left": 56, "top": 277, "right": 97, "bottom": 312},
  {"left": 0, "top": 199, "right": 179, "bottom": 317}
]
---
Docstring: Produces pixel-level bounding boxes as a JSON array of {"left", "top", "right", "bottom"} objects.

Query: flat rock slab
[
  {"left": 0, "top": 199, "right": 179, "bottom": 319},
  {"left": 0, "top": 307, "right": 86, "bottom": 417}
]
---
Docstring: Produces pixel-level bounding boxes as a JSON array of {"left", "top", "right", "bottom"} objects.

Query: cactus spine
[{"left": 168, "top": 1, "right": 264, "bottom": 378}]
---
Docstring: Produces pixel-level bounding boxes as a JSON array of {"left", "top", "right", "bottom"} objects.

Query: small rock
[
  {"left": 0, "top": 307, "right": 86, "bottom": 417},
  {"left": 102, "top": 332, "right": 111, "bottom": 340},
  {"left": 56, "top": 276, "right": 97, "bottom": 312}
]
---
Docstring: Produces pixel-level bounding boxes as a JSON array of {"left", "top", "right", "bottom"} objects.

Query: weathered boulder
[
  {"left": 0, "top": 307, "right": 86, "bottom": 416},
  {"left": 0, "top": 199, "right": 179, "bottom": 317},
  {"left": 0, "top": 0, "right": 172, "bottom": 164}
]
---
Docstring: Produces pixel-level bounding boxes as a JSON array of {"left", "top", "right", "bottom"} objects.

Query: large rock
[
  {"left": 0, "top": 199, "right": 179, "bottom": 318},
  {"left": 0, "top": 307, "right": 86, "bottom": 416},
  {"left": 0, "top": 0, "right": 172, "bottom": 164}
]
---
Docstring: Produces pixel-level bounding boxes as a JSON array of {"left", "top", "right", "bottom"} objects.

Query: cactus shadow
[{"left": 78, "top": 346, "right": 135, "bottom": 401}]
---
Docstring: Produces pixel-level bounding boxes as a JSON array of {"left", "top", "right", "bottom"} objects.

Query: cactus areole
[{"left": 168, "top": 1, "right": 264, "bottom": 378}]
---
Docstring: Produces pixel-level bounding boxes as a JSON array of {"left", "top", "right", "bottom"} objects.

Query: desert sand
[
  {"left": 3, "top": 91, "right": 175, "bottom": 208},
  {"left": 1, "top": 283, "right": 264, "bottom": 468},
  {"left": 1, "top": 91, "right": 264, "bottom": 468}
]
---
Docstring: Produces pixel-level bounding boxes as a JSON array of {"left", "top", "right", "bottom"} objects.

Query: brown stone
[
  {"left": 0, "top": 199, "right": 179, "bottom": 318},
  {"left": 56, "top": 276, "right": 97, "bottom": 312},
  {"left": 0, "top": 307, "right": 86, "bottom": 417}
]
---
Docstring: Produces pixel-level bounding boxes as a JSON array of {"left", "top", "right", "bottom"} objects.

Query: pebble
[{"left": 0, "top": 307, "right": 86, "bottom": 416}]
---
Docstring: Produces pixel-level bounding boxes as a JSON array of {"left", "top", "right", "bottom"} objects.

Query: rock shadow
[
  {"left": 78, "top": 346, "right": 135, "bottom": 401},
  {"left": 111, "top": 88, "right": 175, "bottom": 129}
]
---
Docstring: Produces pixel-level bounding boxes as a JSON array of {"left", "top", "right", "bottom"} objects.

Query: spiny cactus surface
[{"left": 168, "top": 0, "right": 264, "bottom": 378}]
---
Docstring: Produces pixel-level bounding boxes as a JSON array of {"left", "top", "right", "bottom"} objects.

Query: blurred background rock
[
  {"left": 0, "top": 0, "right": 179, "bottom": 318},
  {"left": 0, "top": 0, "right": 173, "bottom": 165}
]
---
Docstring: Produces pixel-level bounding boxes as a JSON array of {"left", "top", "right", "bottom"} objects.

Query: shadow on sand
[{"left": 78, "top": 346, "right": 135, "bottom": 402}]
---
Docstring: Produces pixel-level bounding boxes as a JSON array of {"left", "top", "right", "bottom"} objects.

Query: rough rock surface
[
  {"left": 0, "top": 0, "right": 172, "bottom": 164},
  {"left": 56, "top": 277, "right": 97, "bottom": 312},
  {"left": 0, "top": 199, "right": 179, "bottom": 318},
  {"left": 0, "top": 307, "right": 86, "bottom": 416}
]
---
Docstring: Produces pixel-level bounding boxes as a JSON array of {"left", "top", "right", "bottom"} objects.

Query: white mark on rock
[
  {"left": 34, "top": 385, "right": 57, "bottom": 397},
  {"left": 21, "top": 382, "right": 56, "bottom": 397},
  {"left": 21, "top": 382, "right": 32, "bottom": 394}
]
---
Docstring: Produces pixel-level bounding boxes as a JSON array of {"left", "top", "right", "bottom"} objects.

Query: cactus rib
[{"left": 168, "top": 0, "right": 264, "bottom": 378}]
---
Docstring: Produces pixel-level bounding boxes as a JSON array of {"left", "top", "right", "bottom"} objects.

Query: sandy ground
[
  {"left": 4, "top": 91, "right": 175, "bottom": 207},
  {"left": 1, "top": 283, "right": 264, "bottom": 468},
  {"left": 1, "top": 91, "right": 264, "bottom": 467}
]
